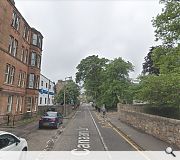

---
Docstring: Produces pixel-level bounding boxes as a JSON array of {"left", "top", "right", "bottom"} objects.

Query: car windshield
[{"left": 45, "top": 112, "right": 57, "bottom": 117}]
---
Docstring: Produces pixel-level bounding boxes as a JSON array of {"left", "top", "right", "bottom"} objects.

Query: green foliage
[
  {"left": 97, "top": 58, "right": 134, "bottom": 107},
  {"left": 138, "top": 0, "right": 180, "bottom": 112},
  {"left": 152, "top": 45, "right": 180, "bottom": 74},
  {"left": 55, "top": 80, "right": 80, "bottom": 105},
  {"left": 142, "top": 47, "right": 160, "bottom": 75},
  {"left": 152, "top": 0, "right": 180, "bottom": 46},
  {"left": 76, "top": 56, "right": 134, "bottom": 108},
  {"left": 76, "top": 55, "right": 109, "bottom": 100},
  {"left": 135, "top": 74, "right": 180, "bottom": 106}
]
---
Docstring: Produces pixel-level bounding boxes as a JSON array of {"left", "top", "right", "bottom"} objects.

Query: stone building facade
[
  {"left": 55, "top": 80, "right": 66, "bottom": 95},
  {"left": 0, "top": 0, "right": 43, "bottom": 118}
]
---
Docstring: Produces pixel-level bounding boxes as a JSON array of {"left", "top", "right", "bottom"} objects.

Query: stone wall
[{"left": 117, "top": 104, "right": 180, "bottom": 148}]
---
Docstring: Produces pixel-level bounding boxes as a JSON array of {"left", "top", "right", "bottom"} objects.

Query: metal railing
[{"left": 0, "top": 113, "right": 34, "bottom": 127}]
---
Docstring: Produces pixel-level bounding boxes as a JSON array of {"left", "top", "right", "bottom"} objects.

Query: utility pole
[{"left": 64, "top": 76, "right": 72, "bottom": 117}]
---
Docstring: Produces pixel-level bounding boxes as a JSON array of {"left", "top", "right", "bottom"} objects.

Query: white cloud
[{"left": 15, "top": 0, "right": 163, "bottom": 82}]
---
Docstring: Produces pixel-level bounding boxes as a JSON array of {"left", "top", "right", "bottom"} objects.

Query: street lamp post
[{"left": 64, "top": 76, "right": 72, "bottom": 117}]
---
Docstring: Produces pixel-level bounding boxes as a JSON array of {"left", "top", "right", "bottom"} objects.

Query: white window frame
[
  {"left": 12, "top": 39, "right": 18, "bottom": 57},
  {"left": 9, "top": 66, "right": 15, "bottom": 84},
  {"left": 8, "top": 36, "right": 14, "bottom": 54},
  {"left": 26, "top": 97, "right": 32, "bottom": 112},
  {"left": 11, "top": 12, "right": 20, "bottom": 31},
  {"left": 41, "top": 81, "right": 43, "bottom": 86},
  {"left": 16, "top": 96, "right": 20, "bottom": 112},
  {"left": 24, "top": 49, "right": 28, "bottom": 64},
  {"left": 37, "top": 55, "right": 41, "bottom": 68},
  {"left": 11, "top": 12, "right": 16, "bottom": 27},
  {"left": 28, "top": 74, "right": 34, "bottom": 88},
  {"left": 18, "top": 71, "right": 22, "bottom": 87},
  {"left": 31, "top": 52, "right": 36, "bottom": 66},
  {"left": 32, "top": 33, "right": 38, "bottom": 45},
  {"left": 21, "top": 72, "right": 26, "bottom": 88},
  {"left": 4, "top": 64, "right": 10, "bottom": 84},
  {"left": 15, "top": 16, "right": 20, "bottom": 30},
  {"left": 7, "top": 96, "right": 13, "bottom": 113}
]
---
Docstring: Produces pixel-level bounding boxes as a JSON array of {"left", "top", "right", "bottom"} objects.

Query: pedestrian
[{"left": 101, "top": 104, "right": 106, "bottom": 118}]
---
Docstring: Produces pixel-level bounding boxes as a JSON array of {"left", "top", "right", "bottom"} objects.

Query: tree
[
  {"left": 152, "top": 45, "right": 180, "bottom": 74},
  {"left": 152, "top": 0, "right": 180, "bottom": 46},
  {"left": 76, "top": 55, "right": 108, "bottom": 101},
  {"left": 142, "top": 47, "right": 160, "bottom": 75},
  {"left": 76, "top": 56, "right": 134, "bottom": 108},
  {"left": 55, "top": 80, "right": 80, "bottom": 105},
  {"left": 137, "top": 0, "right": 180, "bottom": 108},
  {"left": 136, "top": 74, "right": 180, "bottom": 107},
  {"left": 97, "top": 58, "right": 134, "bottom": 108}
]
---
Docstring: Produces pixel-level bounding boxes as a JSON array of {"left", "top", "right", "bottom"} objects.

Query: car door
[{"left": 0, "top": 134, "right": 21, "bottom": 151}]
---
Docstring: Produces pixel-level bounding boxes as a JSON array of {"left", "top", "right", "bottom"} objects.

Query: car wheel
[
  {"left": 22, "top": 147, "right": 27, "bottom": 151},
  {"left": 55, "top": 123, "right": 59, "bottom": 129}
]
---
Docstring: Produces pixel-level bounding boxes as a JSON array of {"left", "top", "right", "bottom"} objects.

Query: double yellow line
[{"left": 94, "top": 112, "right": 151, "bottom": 160}]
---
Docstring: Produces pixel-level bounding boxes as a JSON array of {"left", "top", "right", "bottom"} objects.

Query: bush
[{"left": 144, "top": 105, "right": 180, "bottom": 120}]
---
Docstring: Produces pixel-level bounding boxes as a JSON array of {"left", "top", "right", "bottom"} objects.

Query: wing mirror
[{"left": 16, "top": 139, "right": 20, "bottom": 146}]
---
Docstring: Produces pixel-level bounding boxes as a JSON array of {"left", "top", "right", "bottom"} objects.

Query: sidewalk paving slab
[
  {"left": 106, "top": 112, "right": 179, "bottom": 151},
  {"left": 0, "top": 110, "right": 77, "bottom": 137}
]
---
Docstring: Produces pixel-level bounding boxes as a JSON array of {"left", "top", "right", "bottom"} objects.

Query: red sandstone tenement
[{"left": 0, "top": 0, "right": 43, "bottom": 123}]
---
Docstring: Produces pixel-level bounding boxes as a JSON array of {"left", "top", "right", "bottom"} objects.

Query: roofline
[
  {"left": 7, "top": 0, "right": 43, "bottom": 37},
  {"left": 40, "top": 74, "right": 55, "bottom": 84}
]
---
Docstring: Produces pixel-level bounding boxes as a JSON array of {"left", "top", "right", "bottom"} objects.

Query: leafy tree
[
  {"left": 55, "top": 80, "right": 80, "bottom": 105},
  {"left": 76, "top": 55, "right": 108, "bottom": 101},
  {"left": 152, "top": 0, "right": 180, "bottom": 46},
  {"left": 136, "top": 74, "right": 180, "bottom": 107},
  {"left": 97, "top": 58, "right": 134, "bottom": 108},
  {"left": 137, "top": 0, "right": 180, "bottom": 109},
  {"left": 152, "top": 45, "right": 180, "bottom": 74},
  {"left": 142, "top": 47, "right": 160, "bottom": 75}
]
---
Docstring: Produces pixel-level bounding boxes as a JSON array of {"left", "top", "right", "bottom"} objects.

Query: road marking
[
  {"left": 108, "top": 120, "right": 151, "bottom": 160},
  {"left": 94, "top": 111, "right": 151, "bottom": 160},
  {"left": 87, "top": 107, "right": 108, "bottom": 151}
]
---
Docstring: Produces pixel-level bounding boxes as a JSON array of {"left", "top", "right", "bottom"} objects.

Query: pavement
[
  {"left": 106, "top": 112, "right": 179, "bottom": 151},
  {"left": 0, "top": 110, "right": 77, "bottom": 139},
  {"left": 1, "top": 106, "right": 179, "bottom": 151}
]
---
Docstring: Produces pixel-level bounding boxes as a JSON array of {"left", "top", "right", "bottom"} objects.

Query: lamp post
[{"left": 64, "top": 76, "right": 72, "bottom": 117}]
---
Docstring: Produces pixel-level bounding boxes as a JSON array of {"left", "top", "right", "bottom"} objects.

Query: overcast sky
[{"left": 15, "top": 0, "right": 163, "bottom": 82}]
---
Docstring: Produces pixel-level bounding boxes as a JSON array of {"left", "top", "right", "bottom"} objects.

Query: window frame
[
  {"left": 7, "top": 95, "right": 13, "bottom": 113},
  {"left": 28, "top": 73, "right": 35, "bottom": 88},
  {"left": 30, "top": 52, "right": 36, "bottom": 66},
  {"left": 26, "top": 97, "right": 32, "bottom": 112},
  {"left": 11, "top": 11, "right": 20, "bottom": 31},
  {"left": 32, "top": 33, "right": 38, "bottom": 45}
]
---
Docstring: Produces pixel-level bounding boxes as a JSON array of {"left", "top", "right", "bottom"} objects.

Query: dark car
[{"left": 39, "top": 111, "right": 63, "bottom": 129}]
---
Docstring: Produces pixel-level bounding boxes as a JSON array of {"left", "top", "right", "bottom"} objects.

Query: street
[
  {"left": 7, "top": 103, "right": 137, "bottom": 151},
  {"left": 53, "top": 104, "right": 136, "bottom": 151},
  {"left": 1, "top": 103, "right": 176, "bottom": 151}
]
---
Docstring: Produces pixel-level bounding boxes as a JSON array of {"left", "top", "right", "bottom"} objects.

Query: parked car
[
  {"left": 39, "top": 111, "right": 63, "bottom": 129},
  {"left": 0, "top": 131, "right": 28, "bottom": 151}
]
